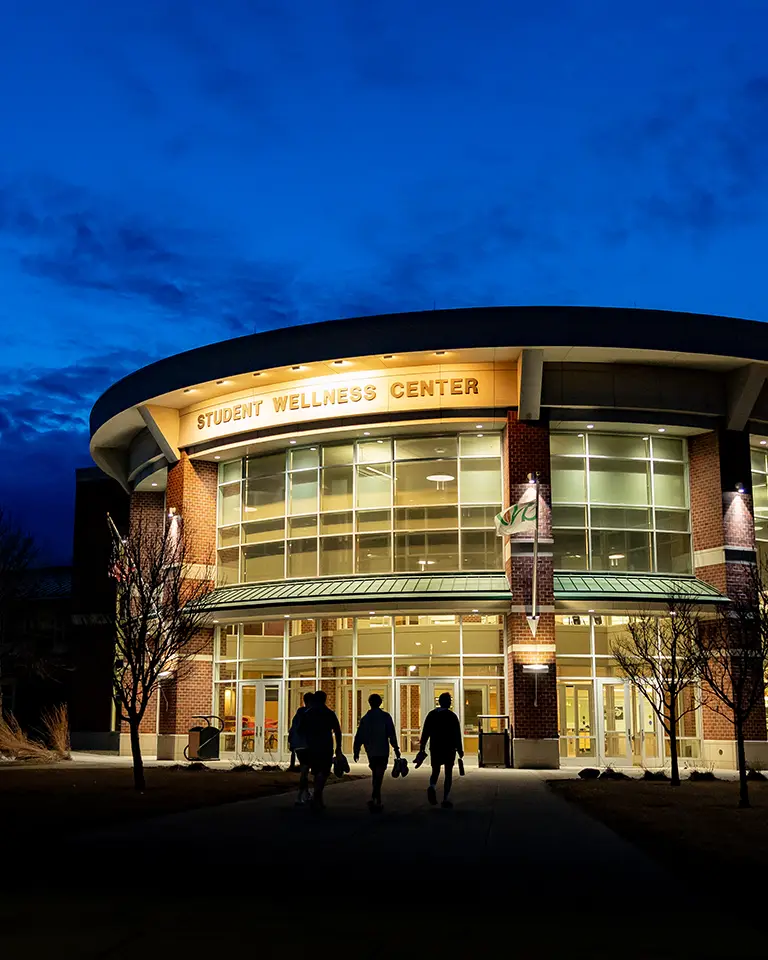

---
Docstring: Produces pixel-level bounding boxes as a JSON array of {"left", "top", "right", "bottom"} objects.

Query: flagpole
[{"left": 531, "top": 475, "right": 539, "bottom": 622}]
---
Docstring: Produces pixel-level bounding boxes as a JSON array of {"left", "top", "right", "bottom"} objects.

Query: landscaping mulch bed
[
  {"left": 549, "top": 777, "right": 768, "bottom": 874},
  {"left": 0, "top": 763, "right": 357, "bottom": 842}
]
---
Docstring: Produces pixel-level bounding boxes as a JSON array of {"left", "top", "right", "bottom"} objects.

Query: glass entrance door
[
  {"left": 396, "top": 679, "right": 459, "bottom": 756},
  {"left": 239, "top": 681, "right": 283, "bottom": 760},
  {"left": 598, "top": 680, "right": 662, "bottom": 767},
  {"left": 558, "top": 683, "right": 596, "bottom": 761}
]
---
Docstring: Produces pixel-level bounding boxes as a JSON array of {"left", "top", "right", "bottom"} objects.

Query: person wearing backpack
[
  {"left": 353, "top": 693, "right": 401, "bottom": 813},
  {"left": 419, "top": 691, "right": 464, "bottom": 808}
]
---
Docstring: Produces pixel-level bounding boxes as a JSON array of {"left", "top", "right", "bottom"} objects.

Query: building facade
[{"left": 86, "top": 306, "right": 768, "bottom": 768}]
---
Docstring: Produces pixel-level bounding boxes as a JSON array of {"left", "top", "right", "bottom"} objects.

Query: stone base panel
[{"left": 512, "top": 738, "right": 559, "bottom": 769}]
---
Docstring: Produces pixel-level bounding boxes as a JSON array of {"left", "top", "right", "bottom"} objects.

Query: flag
[{"left": 494, "top": 495, "right": 538, "bottom": 537}]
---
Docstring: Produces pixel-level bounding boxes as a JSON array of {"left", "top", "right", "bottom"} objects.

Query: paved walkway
[{"left": 2, "top": 768, "right": 755, "bottom": 958}]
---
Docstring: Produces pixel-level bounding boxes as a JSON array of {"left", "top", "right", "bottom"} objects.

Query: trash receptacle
[
  {"left": 184, "top": 715, "right": 222, "bottom": 761},
  {"left": 478, "top": 715, "right": 511, "bottom": 768}
]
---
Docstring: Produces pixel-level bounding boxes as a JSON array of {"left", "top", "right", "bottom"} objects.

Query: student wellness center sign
[{"left": 178, "top": 366, "right": 517, "bottom": 446}]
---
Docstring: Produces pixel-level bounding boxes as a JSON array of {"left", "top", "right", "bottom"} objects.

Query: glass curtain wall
[
  {"left": 750, "top": 438, "right": 768, "bottom": 568},
  {"left": 550, "top": 432, "right": 692, "bottom": 574},
  {"left": 216, "top": 433, "right": 502, "bottom": 585},
  {"left": 214, "top": 613, "right": 505, "bottom": 755}
]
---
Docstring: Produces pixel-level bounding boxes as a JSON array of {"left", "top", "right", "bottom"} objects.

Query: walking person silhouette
[
  {"left": 353, "top": 693, "right": 400, "bottom": 813},
  {"left": 419, "top": 692, "right": 464, "bottom": 808},
  {"left": 299, "top": 689, "right": 343, "bottom": 811},
  {"left": 288, "top": 691, "right": 314, "bottom": 805}
]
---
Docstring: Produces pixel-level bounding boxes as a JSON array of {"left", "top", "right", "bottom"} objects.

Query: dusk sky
[{"left": 1, "top": 1, "right": 768, "bottom": 563}]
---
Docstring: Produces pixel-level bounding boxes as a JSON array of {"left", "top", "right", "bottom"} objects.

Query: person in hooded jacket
[{"left": 353, "top": 693, "right": 400, "bottom": 812}]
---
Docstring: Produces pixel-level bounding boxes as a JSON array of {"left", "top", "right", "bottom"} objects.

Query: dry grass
[
  {"left": 41, "top": 704, "right": 71, "bottom": 758},
  {"left": 549, "top": 778, "right": 768, "bottom": 874},
  {"left": 0, "top": 713, "right": 55, "bottom": 762}
]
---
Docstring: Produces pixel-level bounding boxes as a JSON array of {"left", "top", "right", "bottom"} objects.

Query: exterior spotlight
[
  {"left": 168, "top": 506, "right": 177, "bottom": 517},
  {"left": 527, "top": 472, "right": 539, "bottom": 485},
  {"left": 736, "top": 482, "right": 745, "bottom": 494}
]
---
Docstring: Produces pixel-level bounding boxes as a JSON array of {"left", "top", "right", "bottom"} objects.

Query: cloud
[{"left": 0, "top": 177, "right": 303, "bottom": 336}]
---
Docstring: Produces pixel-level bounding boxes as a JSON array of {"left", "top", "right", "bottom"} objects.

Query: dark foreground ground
[
  {"left": 549, "top": 776, "right": 768, "bottom": 872},
  {"left": 2, "top": 768, "right": 765, "bottom": 958}
]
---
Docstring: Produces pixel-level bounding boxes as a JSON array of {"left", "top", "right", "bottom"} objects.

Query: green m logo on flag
[{"left": 494, "top": 497, "right": 538, "bottom": 536}]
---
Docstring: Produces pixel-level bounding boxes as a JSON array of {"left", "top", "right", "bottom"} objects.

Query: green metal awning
[
  {"left": 195, "top": 573, "right": 512, "bottom": 614},
  {"left": 553, "top": 572, "right": 728, "bottom": 604},
  {"left": 193, "top": 571, "right": 728, "bottom": 617}
]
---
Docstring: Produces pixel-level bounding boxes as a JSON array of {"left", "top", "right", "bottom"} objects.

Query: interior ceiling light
[
  {"left": 151, "top": 482, "right": 158, "bottom": 487},
  {"left": 658, "top": 427, "right": 666, "bottom": 433},
  {"left": 214, "top": 455, "right": 220, "bottom": 460},
  {"left": 578, "top": 433, "right": 584, "bottom": 438},
  {"left": 476, "top": 424, "right": 483, "bottom": 429},
  {"left": 289, "top": 440, "right": 297, "bottom": 445},
  {"left": 761, "top": 441, "right": 767, "bottom": 446},
  {"left": 608, "top": 553, "right": 625, "bottom": 560},
  {"left": 477, "top": 434, "right": 484, "bottom": 438},
  {"left": 587, "top": 424, "right": 594, "bottom": 429},
  {"left": 363, "top": 431, "right": 370, "bottom": 436}
]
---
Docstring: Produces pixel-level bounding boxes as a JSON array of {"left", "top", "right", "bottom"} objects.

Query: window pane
[
  {"left": 243, "top": 541, "right": 284, "bottom": 581},
  {"left": 556, "top": 617, "right": 591, "bottom": 654},
  {"left": 321, "top": 465, "right": 354, "bottom": 512},
  {"left": 654, "top": 509, "right": 689, "bottom": 532},
  {"left": 357, "top": 616, "right": 393, "bottom": 655},
  {"left": 287, "top": 538, "right": 317, "bottom": 577},
  {"left": 320, "top": 511, "right": 353, "bottom": 534},
  {"left": 656, "top": 532, "right": 692, "bottom": 574},
  {"left": 462, "top": 618, "right": 504, "bottom": 655},
  {"left": 219, "top": 482, "right": 241, "bottom": 525},
  {"left": 217, "top": 548, "right": 240, "bottom": 584},
  {"left": 247, "top": 453, "right": 285, "bottom": 478},
  {"left": 288, "top": 515, "right": 318, "bottom": 538},
  {"left": 244, "top": 473, "right": 285, "bottom": 519},
  {"left": 589, "top": 435, "right": 648, "bottom": 459},
  {"left": 459, "top": 434, "right": 500, "bottom": 457},
  {"left": 551, "top": 457, "right": 586, "bottom": 503},
  {"left": 590, "top": 507, "right": 651, "bottom": 529},
  {"left": 289, "top": 619, "right": 318, "bottom": 657},
  {"left": 461, "top": 506, "right": 498, "bottom": 528},
  {"left": 594, "top": 617, "right": 630, "bottom": 656},
  {"left": 395, "top": 437, "right": 458, "bottom": 460},
  {"left": 590, "top": 530, "right": 652, "bottom": 572},
  {"left": 653, "top": 461, "right": 687, "bottom": 508},
  {"left": 218, "top": 625, "right": 239, "bottom": 659},
  {"left": 357, "top": 440, "right": 392, "bottom": 463},
  {"left": 322, "top": 443, "right": 354, "bottom": 466},
  {"left": 289, "top": 470, "right": 317, "bottom": 515},
  {"left": 552, "top": 530, "right": 587, "bottom": 569},
  {"left": 319, "top": 618, "right": 353, "bottom": 657},
  {"left": 357, "top": 509, "right": 391, "bottom": 532},
  {"left": 652, "top": 437, "right": 684, "bottom": 461},
  {"left": 319, "top": 535, "right": 353, "bottom": 575},
  {"left": 218, "top": 525, "right": 239, "bottom": 548},
  {"left": 356, "top": 534, "right": 392, "bottom": 574},
  {"left": 751, "top": 449, "right": 767, "bottom": 472},
  {"left": 356, "top": 463, "right": 392, "bottom": 508},
  {"left": 290, "top": 447, "right": 319, "bottom": 470},
  {"left": 394, "top": 506, "right": 458, "bottom": 530},
  {"left": 394, "top": 531, "right": 459, "bottom": 572},
  {"left": 551, "top": 506, "right": 587, "bottom": 528},
  {"left": 243, "top": 518, "right": 285, "bottom": 543},
  {"left": 395, "top": 616, "right": 460, "bottom": 655},
  {"left": 395, "top": 460, "right": 458, "bottom": 506},
  {"left": 753, "top": 474, "right": 768, "bottom": 513},
  {"left": 590, "top": 459, "right": 650, "bottom": 505},
  {"left": 461, "top": 530, "right": 502, "bottom": 570},
  {"left": 242, "top": 622, "right": 284, "bottom": 658},
  {"left": 459, "top": 458, "right": 501, "bottom": 504},
  {"left": 220, "top": 460, "right": 242, "bottom": 483},
  {"left": 550, "top": 434, "right": 586, "bottom": 456}
]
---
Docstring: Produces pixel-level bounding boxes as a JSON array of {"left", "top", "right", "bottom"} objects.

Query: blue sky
[{"left": 1, "top": 0, "right": 768, "bottom": 562}]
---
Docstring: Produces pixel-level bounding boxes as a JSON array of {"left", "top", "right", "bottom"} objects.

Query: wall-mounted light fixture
[
  {"left": 522, "top": 663, "right": 550, "bottom": 707},
  {"left": 736, "top": 482, "right": 746, "bottom": 494}
]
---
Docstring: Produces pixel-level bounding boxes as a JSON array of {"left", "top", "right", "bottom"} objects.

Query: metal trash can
[
  {"left": 184, "top": 715, "right": 223, "bottom": 761},
  {"left": 478, "top": 715, "right": 511, "bottom": 768}
]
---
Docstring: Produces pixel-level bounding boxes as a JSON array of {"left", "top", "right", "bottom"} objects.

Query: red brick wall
[
  {"left": 504, "top": 412, "right": 557, "bottom": 741},
  {"left": 129, "top": 491, "right": 165, "bottom": 534},
  {"left": 158, "top": 629, "right": 214, "bottom": 736},
  {"left": 166, "top": 453, "right": 217, "bottom": 564}
]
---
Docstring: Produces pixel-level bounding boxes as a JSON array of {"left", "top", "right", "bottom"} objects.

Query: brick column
[
  {"left": 689, "top": 429, "right": 767, "bottom": 766},
  {"left": 504, "top": 412, "right": 559, "bottom": 768},
  {"left": 157, "top": 454, "right": 218, "bottom": 758}
]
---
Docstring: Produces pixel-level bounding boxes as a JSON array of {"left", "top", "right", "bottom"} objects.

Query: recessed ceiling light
[
  {"left": 578, "top": 433, "right": 584, "bottom": 438},
  {"left": 332, "top": 360, "right": 345, "bottom": 365},
  {"left": 761, "top": 441, "right": 767, "bottom": 446},
  {"left": 369, "top": 611, "right": 375, "bottom": 615},
  {"left": 415, "top": 642, "right": 422, "bottom": 646},
  {"left": 658, "top": 427, "right": 666, "bottom": 433},
  {"left": 216, "top": 379, "right": 232, "bottom": 386},
  {"left": 587, "top": 424, "right": 594, "bottom": 429},
  {"left": 434, "top": 350, "right": 446, "bottom": 356},
  {"left": 212, "top": 620, "right": 219, "bottom": 624},
  {"left": 291, "top": 365, "right": 306, "bottom": 372},
  {"left": 383, "top": 354, "right": 393, "bottom": 360},
  {"left": 476, "top": 425, "right": 483, "bottom": 429},
  {"left": 476, "top": 434, "right": 484, "bottom": 438},
  {"left": 472, "top": 609, "right": 479, "bottom": 613},
  {"left": 643, "top": 436, "right": 649, "bottom": 441},
  {"left": 214, "top": 456, "right": 220, "bottom": 460},
  {"left": 284, "top": 614, "right": 290, "bottom": 619},
  {"left": 183, "top": 388, "right": 196, "bottom": 394},
  {"left": 588, "top": 609, "right": 595, "bottom": 613},
  {"left": 151, "top": 482, "right": 158, "bottom": 487},
  {"left": 289, "top": 440, "right": 297, "bottom": 445},
  {"left": 310, "top": 447, "right": 317, "bottom": 451},
  {"left": 363, "top": 431, "right": 370, "bottom": 436},
  {"left": 377, "top": 440, "right": 384, "bottom": 444}
]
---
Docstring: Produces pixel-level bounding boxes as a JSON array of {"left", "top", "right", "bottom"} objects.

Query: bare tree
[
  {"left": 696, "top": 565, "right": 768, "bottom": 808},
  {"left": 0, "top": 508, "right": 36, "bottom": 708},
  {"left": 108, "top": 512, "right": 214, "bottom": 790},
  {"left": 611, "top": 599, "right": 702, "bottom": 786}
]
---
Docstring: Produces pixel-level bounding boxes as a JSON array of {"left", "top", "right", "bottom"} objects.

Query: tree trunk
[
  {"left": 128, "top": 718, "right": 146, "bottom": 792},
  {"left": 735, "top": 717, "right": 750, "bottom": 809},
  {"left": 669, "top": 701, "right": 680, "bottom": 786}
]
